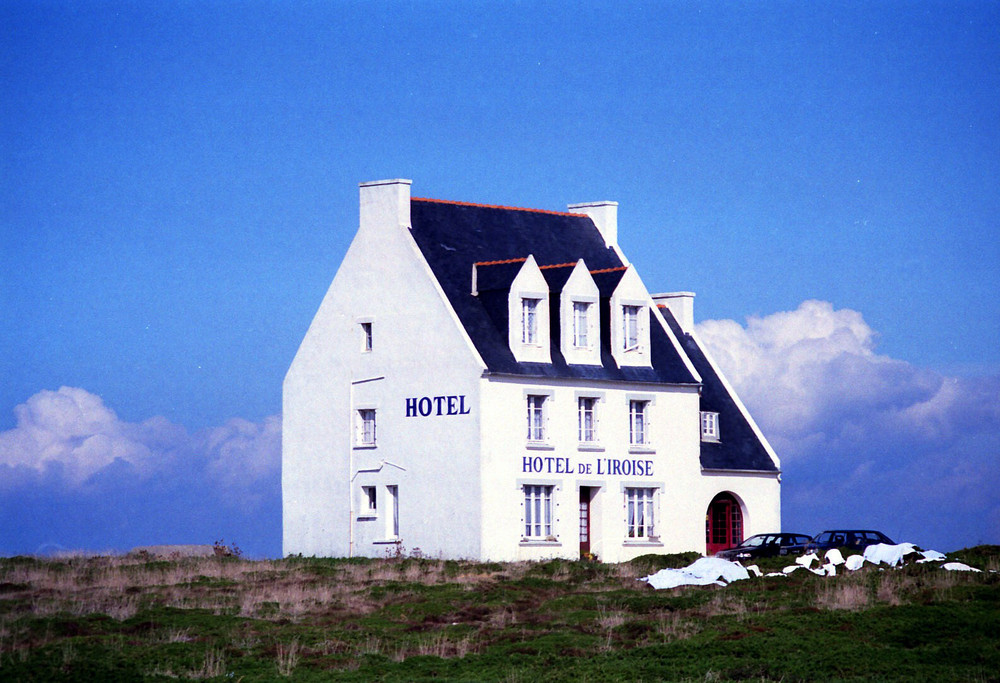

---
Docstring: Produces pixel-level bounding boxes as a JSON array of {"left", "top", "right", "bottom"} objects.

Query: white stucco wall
[{"left": 283, "top": 180, "right": 486, "bottom": 559}]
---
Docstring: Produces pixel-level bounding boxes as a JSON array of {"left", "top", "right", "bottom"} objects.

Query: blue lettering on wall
[{"left": 405, "top": 395, "right": 473, "bottom": 417}]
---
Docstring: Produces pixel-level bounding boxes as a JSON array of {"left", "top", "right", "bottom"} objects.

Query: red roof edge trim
[
  {"left": 473, "top": 257, "right": 528, "bottom": 267},
  {"left": 589, "top": 266, "right": 629, "bottom": 275},
  {"left": 538, "top": 262, "right": 577, "bottom": 270},
  {"left": 412, "top": 196, "right": 587, "bottom": 218}
]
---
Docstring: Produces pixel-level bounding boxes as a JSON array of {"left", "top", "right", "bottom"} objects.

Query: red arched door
[{"left": 706, "top": 493, "right": 743, "bottom": 555}]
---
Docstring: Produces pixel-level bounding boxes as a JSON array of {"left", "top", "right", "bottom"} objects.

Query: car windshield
[{"left": 740, "top": 535, "right": 768, "bottom": 548}]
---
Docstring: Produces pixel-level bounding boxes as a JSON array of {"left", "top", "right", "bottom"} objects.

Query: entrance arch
[{"left": 705, "top": 493, "right": 744, "bottom": 555}]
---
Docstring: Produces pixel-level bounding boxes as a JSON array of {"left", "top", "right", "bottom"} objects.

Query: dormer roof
[{"left": 408, "top": 197, "right": 697, "bottom": 384}]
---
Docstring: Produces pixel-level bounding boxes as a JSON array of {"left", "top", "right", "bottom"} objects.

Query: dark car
[
  {"left": 804, "top": 529, "right": 895, "bottom": 554},
  {"left": 714, "top": 533, "right": 813, "bottom": 561}
]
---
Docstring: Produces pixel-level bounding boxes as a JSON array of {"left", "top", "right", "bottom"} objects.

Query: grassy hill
[{"left": 0, "top": 546, "right": 997, "bottom": 681}]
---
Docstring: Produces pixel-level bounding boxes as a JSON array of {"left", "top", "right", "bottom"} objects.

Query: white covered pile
[{"left": 641, "top": 542, "right": 987, "bottom": 590}]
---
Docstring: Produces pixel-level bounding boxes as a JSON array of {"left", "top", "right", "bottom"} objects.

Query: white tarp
[
  {"left": 845, "top": 555, "right": 866, "bottom": 571},
  {"left": 863, "top": 542, "right": 920, "bottom": 566},
  {"left": 642, "top": 557, "right": 750, "bottom": 590},
  {"left": 942, "top": 562, "right": 982, "bottom": 572},
  {"left": 824, "top": 548, "right": 845, "bottom": 566}
]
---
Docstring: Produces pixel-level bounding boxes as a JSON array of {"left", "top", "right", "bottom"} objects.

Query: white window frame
[
  {"left": 622, "top": 305, "right": 641, "bottom": 351},
  {"left": 356, "top": 408, "right": 377, "bottom": 447},
  {"left": 578, "top": 396, "right": 598, "bottom": 443},
  {"left": 522, "top": 484, "right": 555, "bottom": 540},
  {"left": 629, "top": 400, "right": 650, "bottom": 446},
  {"left": 526, "top": 394, "right": 547, "bottom": 442},
  {"left": 362, "top": 485, "right": 377, "bottom": 513},
  {"left": 572, "top": 301, "right": 591, "bottom": 348},
  {"left": 521, "top": 297, "right": 541, "bottom": 345},
  {"left": 701, "top": 411, "right": 720, "bottom": 442},
  {"left": 625, "top": 487, "right": 657, "bottom": 540}
]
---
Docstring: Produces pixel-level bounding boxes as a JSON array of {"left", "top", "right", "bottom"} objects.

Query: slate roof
[
  {"left": 659, "top": 307, "right": 779, "bottom": 472},
  {"left": 408, "top": 198, "right": 697, "bottom": 384}
]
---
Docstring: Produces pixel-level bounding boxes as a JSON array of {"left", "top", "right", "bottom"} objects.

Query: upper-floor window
[
  {"left": 701, "top": 411, "right": 720, "bottom": 441},
  {"left": 578, "top": 397, "right": 598, "bottom": 442},
  {"left": 573, "top": 301, "right": 591, "bottom": 348},
  {"left": 360, "top": 322, "right": 373, "bottom": 352},
  {"left": 522, "top": 298, "right": 541, "bottom": 344},
  {"left": 357, "top": 409, "right": 377, "bottom": 447},
  {"left": 622, "top": 305, "right": 641, "bottom": 351},
  {"left": 526, "top": 394, "right": 547, "bottom": 441},
  {"left": 629, "top": 400, "right": 649, "bottom": 446}
]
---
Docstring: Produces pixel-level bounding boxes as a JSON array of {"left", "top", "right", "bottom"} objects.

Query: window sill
[
  {"left": 520, "top": 540, "right": 561, "bottom": 547},
  {"left": 624, "top": 539, "right": 663, "bottom": 547},
  {"left": 526, "top": 442, "right": 554, "bottom": 451},
  {"left": 701, "top": 437, "right": 721, "bottom": 443},
  {"left": 373, "top": 539, "right": 401, "bottom": 545},
  {"left": 356, "top": 514, "right": 377, "bottom": 521},
  {"left": 628, "top": 445, "right": 655, "bottom": 454},
  {"left": 577, "top": 443, "right": 604, "bottom": 452},
  {"left": 354, "top": 444, "right": 377, "bottom": 450}
]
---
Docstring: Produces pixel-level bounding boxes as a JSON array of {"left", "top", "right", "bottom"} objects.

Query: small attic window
[
  {"left": 360, "top": 322, "right": 373, "bottom": 352},
  {"left": 521, "top": 298, "right": 541, "bottom": 345},
  {"left": 701, "top": 411, "right": 720, "bottom": 442}
]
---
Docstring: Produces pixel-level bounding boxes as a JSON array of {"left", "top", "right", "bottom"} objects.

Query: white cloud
[
  {"left": 696, "top": 300, "right": 1000, "bottom": 549},
  {"left": 0, "top": 387, "right": 280, "bottom": 493}
]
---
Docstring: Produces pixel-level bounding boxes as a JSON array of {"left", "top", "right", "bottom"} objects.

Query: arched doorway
[{"left": 706, "top": 493, "right": 743, "bottom": 555}]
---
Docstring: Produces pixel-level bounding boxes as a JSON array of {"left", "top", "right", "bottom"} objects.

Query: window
[
  {"left": 523, "top": 484, "right": 554, "bottom": 539},
  {"left": 357, "top": 409, "right": 376, "bottom": 446},
  {"left": 625, "top": 487, "right": 656, "bottom": 539},
  {"left": 701, "top": 411, "right": 720, "bottom": 441},
  {"left": 521, "top": 298, "right": 540, "bottom": 344},
  {"left": 573, "top": 301, "right": 590, "bottom": 348},
  {"left": 360, "top": 322, "right": 373, "bottom": 352},
  {"left": 622, "top": 305, "right": 641, "bottom": 351},
  {"left": 578, "top": 397, "right": 597, "bottom": 442},
  {"left": 629, "top": 400, "right": 649, "bottom": 445},
  {"left": 526, "top": 395, "right": 547, "bottom": 441},
  {"left": 386, "top": 485, "right": 399, "bottom": 539},
  {"left": 362, "top": 486, "right": 377, "bottom": 512}
]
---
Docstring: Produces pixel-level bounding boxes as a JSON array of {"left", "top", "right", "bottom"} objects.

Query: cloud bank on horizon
[{"left": 1, "top": 301, "right": 996, "bottom": 556}]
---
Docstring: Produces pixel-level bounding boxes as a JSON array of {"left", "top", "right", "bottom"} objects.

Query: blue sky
[{"left": 2, "top": 1, "right": 998, "bottom": 557}]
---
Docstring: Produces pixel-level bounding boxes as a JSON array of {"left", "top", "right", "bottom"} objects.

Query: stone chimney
[
  {"left": 567, "top": 201, "right": 618, "bottom": 249},
  {"left": 652, "top": 291, "right": 696, "bottom": 333}
]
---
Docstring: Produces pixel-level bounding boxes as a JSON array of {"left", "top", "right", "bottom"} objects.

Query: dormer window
[
  {"left": 558, "top": 260, "right": 600, "bottom": 366},
  {"left": 507, "top": 256, "right": 551, "bottom": 364},
  {"left": 522, "top": 298, "right": 540, "bottom": 344},
  {"left": 573, "top": 302, "right": 591, "bottom": 347},
  {"left": 622, "top": 305, "right": 641, "bottom": 351},
  {"left": 609, "top": 268, "right": 651, "bottom": 368},
  {"left": 701, "top": 411, "right": 720, "bottom": 442}
]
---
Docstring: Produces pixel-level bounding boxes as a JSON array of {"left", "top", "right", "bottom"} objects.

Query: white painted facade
[{"left": 283, "top": 179, "right": 781, "bottom": 561}]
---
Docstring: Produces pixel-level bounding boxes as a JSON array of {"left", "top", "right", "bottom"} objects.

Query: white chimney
[
  {"left": 652, "top": 291, "right": 696, "bottom": 333},
  {"left": 359, "top": 179, "right": 412, "bottom": 234},
  {"left": 567, "top": 201, "right": 618, "bottom": 249}
]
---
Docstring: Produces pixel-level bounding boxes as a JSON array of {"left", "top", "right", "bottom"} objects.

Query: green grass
[{"left": 0, "top": 548, "right": 997, "bottom": 681}]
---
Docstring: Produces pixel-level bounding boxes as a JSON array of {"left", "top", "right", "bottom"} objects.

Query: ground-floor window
[
  {"left": 523, "top": 484, "right": 554, "bottom": 539},
  {"left": 625, "top": 487, "right": 656, "bottom": 539}
]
